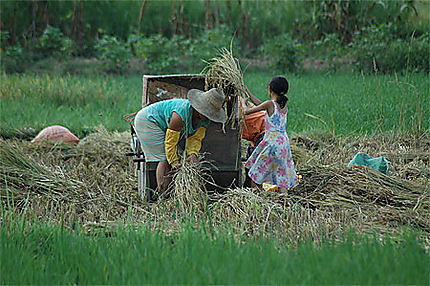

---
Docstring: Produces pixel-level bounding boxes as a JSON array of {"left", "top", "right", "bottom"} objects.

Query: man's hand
[
  {"left": 169, "top": 163, "right": 181, "bottom": 177},
  {"left": 186, "top": 153, "right": 198, "bottom": 164}
]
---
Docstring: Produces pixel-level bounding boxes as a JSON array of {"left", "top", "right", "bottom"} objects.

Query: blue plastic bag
[{"left": 347, "top": 152, "right": 390, "bottom": 175}]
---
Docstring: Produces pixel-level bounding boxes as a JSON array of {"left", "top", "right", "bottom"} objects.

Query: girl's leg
[
  {"left": 250, "top": 180, "right": 263, "bottom": 192},
  {"left": 156, "top": 160, "right": 171, "bottom": 193}
]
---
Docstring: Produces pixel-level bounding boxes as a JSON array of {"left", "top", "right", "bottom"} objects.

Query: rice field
[
  {"left": 0, "top": 71, "right": 428, "bottom": 138},
  {"left": 1, "top": 70, "right": 429, "bottom": 284},
  {"left": 1, "top": 219, "right": 428, "bottom": 285}
]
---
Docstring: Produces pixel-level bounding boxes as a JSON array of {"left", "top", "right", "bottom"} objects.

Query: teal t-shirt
[{"left": 145, "top": 98, "right": 209, "bottom": 135}]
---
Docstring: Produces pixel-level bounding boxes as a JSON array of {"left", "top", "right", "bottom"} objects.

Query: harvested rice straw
[
  {"left": 210, "top": 188, "right": 284, "bottom": 229},
  {"left": 202, "top": 46, "right": 248, "bottom": 130},
  {"left": 164, "top": 160, "right": 209, "bottom": 216},
  {"left": 0, "top": 131, "right": 146, "bottom": 226},
  {"left": 0, "top": 140, "right": 83, "bottom": 202}
]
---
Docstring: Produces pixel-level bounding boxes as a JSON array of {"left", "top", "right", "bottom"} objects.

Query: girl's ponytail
[
  {"left": 269, "top": 76, "right": 289, "bottom": 109},
  {"left": 276, "top": 94, "right": 288, "bottom": 109}
]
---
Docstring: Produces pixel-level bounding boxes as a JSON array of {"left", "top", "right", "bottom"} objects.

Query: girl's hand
[{"left": 240, "top": 96, "right": 248, "bottom": 107}]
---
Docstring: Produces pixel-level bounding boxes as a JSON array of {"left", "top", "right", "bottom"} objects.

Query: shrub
[
  {"left": 129, "top": 34, "right": 182, "bottom": 73},
  {"left": 0, "top": 44, "right": 26, "bottom": 73},
  {"left": 129, "top": 26, "right": 236, "bottom": 73},
  {"left": 188, "top": 25, "right": 237, "bottom": 68},
  {"left": 405, "top": 32, "right": 430, "bottom": 73},
  {"left": 1, "top": 30, "right": 10, "bottom": 50},
  {"left": 95, "top": 35, "right": 132, "bottom": 73},
  {"left": 313, "top": 33, "right": 348, "bottom": 70},
  {"left": 314, "top": 33, "right": 343, "bottom": 57},
  {"left": 39, "top": 26, "right": 73, "bottom": 57},
  {"left": 259, "top": 33, "right": 303, "bottom": 72},
  {"left": 349, "top": 23, "right": 429, "bottom": 73}
]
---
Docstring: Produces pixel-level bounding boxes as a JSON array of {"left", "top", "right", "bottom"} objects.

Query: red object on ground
[{"left": 31, "top": 125, "right": 80, "bottom": 144}]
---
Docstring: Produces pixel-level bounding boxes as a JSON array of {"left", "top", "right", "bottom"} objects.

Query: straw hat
[{"left": 187, "top": 88, "right": 226, "bottom": 123}]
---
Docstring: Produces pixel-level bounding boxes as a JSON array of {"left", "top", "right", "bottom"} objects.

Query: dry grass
[
  {"left": 1, "top": 128, "right": 429, "bottom": 245},
  {"left": 164, "top": 160, "right": 209, "bottom": 216},
  {"left": 202, "top": 47, "right": 247, "bottom": 127},
  {"left": 1, "top": 126, "right": 147, "bottom": 224}
]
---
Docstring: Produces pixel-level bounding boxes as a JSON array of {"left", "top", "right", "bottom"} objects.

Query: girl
[{"left": 240, "top": 76, "right": 299, "bottom": 190}]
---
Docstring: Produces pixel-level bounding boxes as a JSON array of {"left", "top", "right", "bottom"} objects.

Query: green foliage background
[{"left": 1, "top": 0, "right": 429, "bottom": 73}]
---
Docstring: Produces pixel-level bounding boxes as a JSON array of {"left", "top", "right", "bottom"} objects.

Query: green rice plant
[
  {"left": 1, "top": 217, "right": 428, "bottom": 285},
  {"left": 243, "top": 71, "right": 429, "bottom": 135},
  {"left": 0, "top": 73, "right": 143, "bottom": 138},
  {"left": 1, "top": 72, "right": 428, "bottom": 139}
]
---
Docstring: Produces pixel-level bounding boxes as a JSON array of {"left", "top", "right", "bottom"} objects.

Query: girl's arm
[
  {"left": 240, "top": 99, "right": 272, "bottom": 116},
  {"left": 241, "top": 76, "right": 263, "bottom": 106},
  {"left": 243, "top": 85, "right": 263, "bottom": 106}
]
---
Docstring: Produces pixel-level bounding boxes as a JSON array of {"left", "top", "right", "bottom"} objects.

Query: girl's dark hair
[{"left": 269, "top": 76, "right": 289, "bottom": 109}]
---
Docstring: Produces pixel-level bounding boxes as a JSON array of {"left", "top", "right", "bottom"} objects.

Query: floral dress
[{"left": 245, "top": 100, "right": 299, "bottom": 189}]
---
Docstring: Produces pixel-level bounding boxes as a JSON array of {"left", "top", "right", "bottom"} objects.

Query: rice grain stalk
[
  {"left": 202, "top": 45, "right": 248, "bottom": 129},
  {"left": 210, "top": 187, "right": 286, "bottom": 236},
  {"left": 165, "top": 160, "right": 209, "bottom": 216},
  {"left": 0, "top": 140, "right": 84, "bottom": 205}
]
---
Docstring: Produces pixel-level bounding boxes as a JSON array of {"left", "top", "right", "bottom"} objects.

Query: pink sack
[{"left": 31, "top": 125, "right": 80, "bottom": 144}]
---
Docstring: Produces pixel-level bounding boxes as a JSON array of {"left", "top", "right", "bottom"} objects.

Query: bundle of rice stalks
[
  {"left": 210, "top": 188, "right": 285, "bottom": 235},
  {"left": 203, "top": 47, "right": 247, "bottom": 127},
  {"left": 163, "top": 160, "right": 209, "bottom": 216},
  {"left": 0, "top": 139, "right": 84, "bottom": 207},
  {"left": 283, "top": 165, "right": 429, "bottom": 233},
  {"left": 209, "top": 187, "right": 368, "bottom": 243}
]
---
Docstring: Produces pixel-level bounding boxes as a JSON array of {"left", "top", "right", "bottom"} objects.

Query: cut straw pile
[
  {"left": 0, "top": 140, "right": 84, "bottom": 203},
  {"left": 1, "top": 127, "right": 147, "bottom": 224},
  {"left": 1, "top": 129, "right": 429, "bottom": 245},
  {"left": 209, "top": 161, "right": 429, "bottom": 238}
]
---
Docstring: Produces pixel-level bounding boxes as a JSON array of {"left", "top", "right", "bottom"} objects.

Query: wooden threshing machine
[{"left": 129, "top": 74, "right": 242, "bottom": 200}]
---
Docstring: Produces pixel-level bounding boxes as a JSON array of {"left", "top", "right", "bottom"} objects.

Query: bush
[
  {"left": 259, "top": 33, "right": 303, "bottom": 72},
  {"left": 314, "top": 33, "right": 344, "bottom": 57},
  {"left": 405, "top": 32, "right": 430, "bottom": 73},
  {"left": 1, "top": 44, "right": 26, "bottom": 73},
  {"left": 39, "top": 26, "right": 73, "bottom": 57},
  {"left": 129, "top": 34, "right": 182, "bottom": 73},
  {"left": 129, "top": 26, "right": 236, "bottom": 73},
  {"left": 349, "top": 23, "right": 429, "bottom": 73},
  {"left": 95, "top": 35, "right": 132, "bottom": 73},
  {"left": 1, "top": 30, "right": 10, "bottom": 50},
  {"left": 188, "top": 25, "right": 237, "bottom": 68}
]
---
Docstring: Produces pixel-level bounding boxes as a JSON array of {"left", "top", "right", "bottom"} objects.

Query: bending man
[{"left": 134, "top": 88, "right": 226, "bottom": 193}]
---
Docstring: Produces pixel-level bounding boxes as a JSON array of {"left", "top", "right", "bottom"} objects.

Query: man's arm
[{"left": 165, "top": 112, "right": 184, "bottom": 167}]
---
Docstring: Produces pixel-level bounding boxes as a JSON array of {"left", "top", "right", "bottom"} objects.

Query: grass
[
  {"left": 1, "top": 218, "right": 428, "bottom": 285},
  {"left": 1, "top": 70, "right": 429, "bottom": 285},
  {"left": 243, "top": 71, "right": 429, "bottom": 135},
  {"left": 1, "top": 71, "right": 428, "bottom": 139},
  {"left": 0, "top": 73, "right": 142, "bottom": 138}
]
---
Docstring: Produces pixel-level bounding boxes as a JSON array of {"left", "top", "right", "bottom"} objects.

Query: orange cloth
[{"left": 241, "top": 111, "right": 265, "bottom": 146}]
